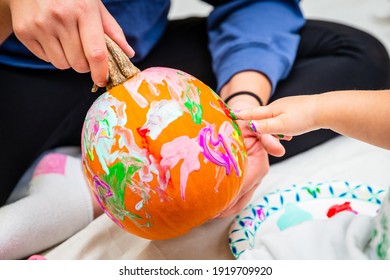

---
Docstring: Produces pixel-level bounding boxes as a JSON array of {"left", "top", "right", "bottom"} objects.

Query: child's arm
[{"left": 234, "top": 90, "right": 390, "bottom": 150}]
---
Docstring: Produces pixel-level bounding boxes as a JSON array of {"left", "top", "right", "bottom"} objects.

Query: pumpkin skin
[{"left": 81, "top": 67, "right": 247, "bottom": 240}]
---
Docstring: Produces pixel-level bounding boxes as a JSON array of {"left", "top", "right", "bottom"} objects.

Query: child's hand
[{"left": 234, "top": 95, "right": 320, "bottom": 138}]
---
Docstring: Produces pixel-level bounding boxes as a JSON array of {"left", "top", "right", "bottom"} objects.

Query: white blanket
[{"left": 43, "top": 136, "right": 390, "bottom": 259}]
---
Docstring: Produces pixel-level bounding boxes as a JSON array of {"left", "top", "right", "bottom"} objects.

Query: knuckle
[
  {"left": 14, "top": 21, "right": 33, "bottom": 36},
  {"left": 72, "top": 59, "right": 90, "bottom": 73},
  {"left": 13, "top": 15, "right": 48, "bottom": 37},
  {"left": 33, "top": 18, "right": 47, "bottom": 31},
  {"left": 53, "top": 61, "right": 70, "bottom": 70},
  {"left": 13, "top": 23, "right": 29, "bottom": 38},
  {"left": 261, "top": 120, "right": 270, "bottom": 133},
  {"left": 48, "top": 6, "right": 68, "bottom": 24},
  {"left": 88, "top": 48, "right": 107, "bottom": 63},
  {"left": 76, "top": 2, "right": 89, "bottom": 14}
]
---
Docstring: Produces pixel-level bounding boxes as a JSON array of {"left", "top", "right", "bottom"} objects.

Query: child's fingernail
[
  {"left": 233, "top": 109, "right": 241, "bottom": 113},
  {"left": 248, "top": 120, "right": 257, "bottom": 133}
]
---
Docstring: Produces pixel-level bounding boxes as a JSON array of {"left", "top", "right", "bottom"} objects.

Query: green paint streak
[
  {"left": 102, "top": 119, "right": 111, "bottom": 137},
  {"left": 105, "top": 162, "right": 127, "bottom": 207},
  {"left": 377, "top": 214, "right": 389, "bottom": 259},
  {"left": 372, "top": 228, "right": 378, "bottom": 238},
  {"left": 87, "top": 148, "right": 94, "bottom": 161},
  {"left": 101, "top": 161, "right": 144, "bottom": 221},
  {"left": 126, "top": 164, "right": 142, "bottom": 186},
  {"left": 306, "top": 187, "right": 320, "bottom": 197},
  {"left": 230, "top": 111, "right": 238, "bottom": 120},
  {"left": 232, "top": 121, "right": 241, "bottom": 136},
  {"left": 184, "top": 94, "right": 203, "bottom": 124}
]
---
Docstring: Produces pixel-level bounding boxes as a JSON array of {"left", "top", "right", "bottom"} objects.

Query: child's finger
[
  {"left": 248, "top": 118, "right": 284, "bottom": 135},
  {"left": 248, "top": 119, "right": 293, "bottom": 140},
  {"left": 233, "top": 106, "right": 270, "bottom": 120},
  {"left": 248, "top": 119, "right": 292, "bottom": 141}
]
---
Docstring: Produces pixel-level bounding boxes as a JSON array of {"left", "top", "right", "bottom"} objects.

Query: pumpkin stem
[{"left": 91, "top": 35, "right": 140, "bottom": 92}]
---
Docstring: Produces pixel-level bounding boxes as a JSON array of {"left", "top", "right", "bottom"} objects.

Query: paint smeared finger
[
  {"left": 247, "top": 118, "right": 285, "bottom": 135},
  {"left": 272, "top": 134, "right": 293, "bottom": 141},
  {"left": 248, "top": 120, "right": 258, "bottom": 133}
]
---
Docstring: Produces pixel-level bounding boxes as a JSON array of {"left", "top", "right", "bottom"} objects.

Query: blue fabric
[
  {"left": 0, "top": 0, "right": 304, "bottom": 93},
  {"left": 208, "top": 0, "right": 305, "bottom": 92}
]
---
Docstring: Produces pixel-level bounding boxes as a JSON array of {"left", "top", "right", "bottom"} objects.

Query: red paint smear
[
  {"left": 136, "top": 127, "right": 163, "bottom": 161},
  {"left": 136, "top": 126, "right": 169, "bottom": 194},
  {"left": 137, "top": 127, "right": 149, "bottom": 138},
  {"left": 137, "top": 127, "right": 150, "bottom": 150},
  {"left": 326, "top": 201, "right": 358, "bottom": 218},
  {"left": 218, "top": 99, "right": 232, "bottom": 118}
]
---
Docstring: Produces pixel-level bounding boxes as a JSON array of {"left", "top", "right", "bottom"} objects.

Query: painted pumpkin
[{"left": 81, "top": 36, "right": 247, "bottom": 240}]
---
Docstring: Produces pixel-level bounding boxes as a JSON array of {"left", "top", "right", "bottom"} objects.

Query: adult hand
[
  {"left": 218, "top": 99, "right": 285, "bottom": 218},
  {"left": 9, "top": 0, "right": 134, "bottom": 87}
]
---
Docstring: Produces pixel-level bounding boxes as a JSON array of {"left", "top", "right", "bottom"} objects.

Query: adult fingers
[
  {"left": 38, "top": 36, "right": 70, "bottom": 70},
  {"left": 78, "top": 5, "right": 108, "bottom": 87},
  {"left": 20, "top": 39, "right": 49, "bottom": 62},
  {"left": 99, "top": 2, "right": 135, "bottom": 58},
  {"left": 57, "top": 23, "right": 90, "bottom": 73},
  {"left": 260, "top": 134, "right": 285, "bottom": 157},
  {"left": 218, "top": 186, "right": 258, "bottom": 218}
]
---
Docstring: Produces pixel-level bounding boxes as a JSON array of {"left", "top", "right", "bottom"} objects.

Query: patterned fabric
[
  {"left": 229, "top": 180, "right": 387, "bottom": 259},
  {"left": 368, "top": 187, "right": 390, "bottom": 259}
]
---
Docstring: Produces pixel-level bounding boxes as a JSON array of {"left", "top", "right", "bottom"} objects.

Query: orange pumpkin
[{"left": 81, "top": 36, "right": 247, "bottom": 240}]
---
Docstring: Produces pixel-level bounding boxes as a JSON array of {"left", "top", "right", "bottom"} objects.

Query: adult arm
[{"left": 205, "top": 0, "right": 305, "bottom": 104}]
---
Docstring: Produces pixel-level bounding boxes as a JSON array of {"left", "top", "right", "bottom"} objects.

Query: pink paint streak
[
  {"left": 32, "top": 153, "right": 67, "bottom": 177},
  {"left": 160, "top": 136, "right": 202, "bottom": 200}
]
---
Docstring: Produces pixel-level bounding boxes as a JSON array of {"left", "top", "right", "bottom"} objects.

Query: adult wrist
[{"left": 224, "top": 91, "right": 264, "bottom": 106}]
